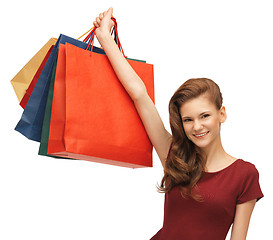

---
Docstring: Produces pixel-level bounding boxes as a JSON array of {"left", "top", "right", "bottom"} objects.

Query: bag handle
[
  {"left": 111, "top": 17, "right": 125, "bottom": 57},
  {"left": 77, "top": 19, "right": 115, "bottom": 43},
  {"left": 77, "top": 27, "right": 95, "bottom": 41},
  {"left": 79, "top": 17, "right": 118, "bottom": 44},
  {"left": 86, "top": 17, "right": 126, "bottom": 57}
]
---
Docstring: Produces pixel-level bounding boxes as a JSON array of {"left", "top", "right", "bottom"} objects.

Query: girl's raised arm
[{"left": 94, "top": 8, "right": 172, "bottom": 167}]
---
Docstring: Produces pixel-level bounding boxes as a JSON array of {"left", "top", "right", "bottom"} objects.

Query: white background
[{"left": 1, "top": 0, "right": 272, "bottom": 239}]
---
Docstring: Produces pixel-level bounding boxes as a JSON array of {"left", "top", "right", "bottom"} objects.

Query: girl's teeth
[{"left": 195, "top": 132, "right": 208, "bottom": 137}]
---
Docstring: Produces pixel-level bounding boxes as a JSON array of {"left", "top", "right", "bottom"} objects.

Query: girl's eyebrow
[
  {"left": 182, "top": 111, "right": 211, "bottom": 119},
  {"left": 200, "top": 111, "right": 211, "bottom": 115}
]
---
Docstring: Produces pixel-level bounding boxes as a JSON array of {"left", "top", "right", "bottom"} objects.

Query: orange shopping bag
[{"left": 47, "top": 42, "right": 154, "bottom": 168}]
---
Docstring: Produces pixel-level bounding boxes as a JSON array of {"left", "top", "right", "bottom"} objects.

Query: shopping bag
[
  {"left": 11, "top": 38, "right": 57, "bottom": 102},
  {"left": 39, "top": 43, "right": 145, "bottom": 159},
  {"left": 47, "top": 42, "right": 154, "bottom": 168},
  {"left": 19, "top": 45, "right": 54, "bottom": 109},
  {"left": 14, "top": 34, "right": 105, "bottom": 142}
]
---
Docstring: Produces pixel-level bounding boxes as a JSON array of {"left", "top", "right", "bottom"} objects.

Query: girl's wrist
[
  {"left": 95, "top": 28, "right": 112, "bottom": 41},
  {"left": 95, "top": 28, "right": 115, "bottom": 49}
]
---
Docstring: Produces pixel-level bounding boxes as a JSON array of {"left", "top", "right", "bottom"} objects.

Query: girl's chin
[
  {"left": 190, "top": 138, "right": 211, "bottom": 149},
  {"left": 193, "top": 142, "right": 209, "bottom": 149}
]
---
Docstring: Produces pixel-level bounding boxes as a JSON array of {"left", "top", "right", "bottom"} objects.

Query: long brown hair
[{"left": 159, "top": 78, "right": 223, "bottom": 201}]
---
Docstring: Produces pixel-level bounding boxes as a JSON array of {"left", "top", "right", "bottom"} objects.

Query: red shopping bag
[{"left": 47, "top": 42, "right": 154, "bottom": 168}]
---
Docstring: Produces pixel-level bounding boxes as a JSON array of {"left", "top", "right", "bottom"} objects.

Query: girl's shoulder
[
  {"left": 235, "top": 159, "right": 260, "bottom": 174},
  {"left": 233, "top": 159, "right": 261, "bottom": 187},
  {"left": 235, "top": 159, "right": 264, "bottom": 204}
]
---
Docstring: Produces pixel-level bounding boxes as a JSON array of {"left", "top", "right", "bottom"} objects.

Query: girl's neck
[{"left": 202, "top": 135, "right": 235, "bottom": 171}]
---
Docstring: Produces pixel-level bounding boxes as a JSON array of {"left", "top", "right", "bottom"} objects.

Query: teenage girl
[{"left": 93, "top": 8, "right": 263, "bottom": 240}]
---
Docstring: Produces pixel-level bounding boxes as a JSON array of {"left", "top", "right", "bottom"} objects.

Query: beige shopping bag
[{"left": 11, "top": 38, "right": 57, "bottom": 101}]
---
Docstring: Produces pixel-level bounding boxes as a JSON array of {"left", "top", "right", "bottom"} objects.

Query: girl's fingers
[
  {"left": 96, "top": 17, "right": 101, "bottom": 25},
  {"left": 94, "top": 8, "right": 114, "bottom": 29},
  {"left": 93, "top": 21, "right": 99, "bottom": 28}
]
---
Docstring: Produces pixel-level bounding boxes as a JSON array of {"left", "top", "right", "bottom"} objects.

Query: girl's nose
[{"left": 193, "top": 120, "right": 203, "bottom": 131}]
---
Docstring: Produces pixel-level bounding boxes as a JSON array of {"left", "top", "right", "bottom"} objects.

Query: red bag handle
[{"left": 86, "top": 17, "right": 126, "bottom": 58}]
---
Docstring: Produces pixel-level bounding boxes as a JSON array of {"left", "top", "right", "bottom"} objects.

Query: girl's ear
[{"left": 219, "top": 106, "right": 227, "bottom": 123}]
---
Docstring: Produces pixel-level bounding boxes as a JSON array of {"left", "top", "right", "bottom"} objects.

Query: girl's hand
[{"left": 93, "top": 7, "right": 114, "bottom": 36}]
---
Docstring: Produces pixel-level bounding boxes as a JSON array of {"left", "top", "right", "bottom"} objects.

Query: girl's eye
[
  {"left": 202, "top": 114, "right": 210, "bottom": 118},
  {"left": 183, "top": 119, "right": 192, "bottom": 122}
]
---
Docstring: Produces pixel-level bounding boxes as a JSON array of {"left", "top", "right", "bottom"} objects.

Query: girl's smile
[{"left": 193, "top": 131, "right": 210, "bottom": 138}]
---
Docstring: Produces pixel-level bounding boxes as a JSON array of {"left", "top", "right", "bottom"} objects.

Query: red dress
[{"left": 151, "top": 159, "right": 263, "bottom": 240}]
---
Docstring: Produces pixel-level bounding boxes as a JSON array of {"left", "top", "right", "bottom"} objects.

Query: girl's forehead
[{"left": 180, "top": 95, "right": 217, "bottom": 116}]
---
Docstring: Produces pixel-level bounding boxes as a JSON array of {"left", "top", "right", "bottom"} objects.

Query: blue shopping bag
[{"left": 15, "top": 33, "right": 105, "bottom": 142}]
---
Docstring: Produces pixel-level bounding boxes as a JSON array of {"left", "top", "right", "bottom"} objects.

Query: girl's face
[{"left": 179, "top": 94, "right": 226, "bottom": 150}]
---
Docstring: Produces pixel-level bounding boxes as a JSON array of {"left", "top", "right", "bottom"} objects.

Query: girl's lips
[{"left": 193, "top": 131, "right": 209, "bottom": 138}]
